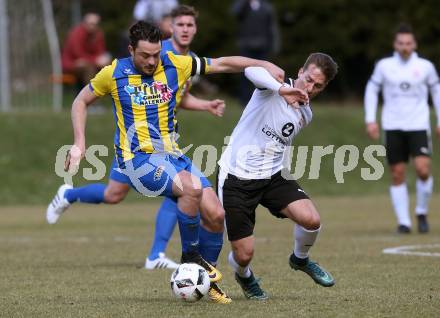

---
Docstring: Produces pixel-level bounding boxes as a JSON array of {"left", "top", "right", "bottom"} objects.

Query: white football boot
[
  {"left": 145, "top": 252, "right": 179, "bottom": 270},
  {"left": 46, "top": 184, "right": 73, "bottom": 224}
]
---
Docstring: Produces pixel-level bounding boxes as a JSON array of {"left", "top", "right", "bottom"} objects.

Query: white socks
[
  {"left": 390, "top": 178, "right": 433, "bottom": 226},
  {"left": 415, "top": 176, "right": 433, "bottom": 215},
  {"left": 228, "top": 251, "right": 251, "bottom": 278},
  {"left": 294, "top": 224, "right": 320, "bottom": 259},
  {"left": 390, "top": 183, "right": 411, "bottom": 227}
]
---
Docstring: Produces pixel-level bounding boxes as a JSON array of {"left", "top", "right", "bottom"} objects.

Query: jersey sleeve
[
  {"left": 427, "top": 62, "right": 440, "bottom": 87},
  {"left": 369, "top": 61, "right": 384, "bottom": 86},
  {"left": 89, "top": 63, "right": 114, "bottom": 97},
  {"left": 364, "top": 61, "right": 384, "bottom": 123},
  {"left": 427, "top": 62, "right": 440, "bottom": 127},
  {"left": 167, "top": 52, "right": 211, "bottom": 80},
  {"left": 245, "top": 66, "right": 282, "bottom": 92}
]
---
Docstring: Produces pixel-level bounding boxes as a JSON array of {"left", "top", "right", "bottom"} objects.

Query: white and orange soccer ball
[{"left": 170, "top": 263, "right": 210, "bottom": 302}]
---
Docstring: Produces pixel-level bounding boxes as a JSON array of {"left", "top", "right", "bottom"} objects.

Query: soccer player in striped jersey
[
  {"left": 364, "top": 24, "right": 440, "bottom": 233},
  {"left": 47, "top": 21, "right": 284, "bottom": 303},
  {"left": 48, "top": 5, "right": 223, "bottom": 273},
  {"left": 110, "top": 5, "right": 218, "bottom": 271}
]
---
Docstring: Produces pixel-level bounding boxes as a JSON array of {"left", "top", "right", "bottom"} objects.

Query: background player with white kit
[{"left": 364, "top": 24, "right": 440, "bottom": 233}]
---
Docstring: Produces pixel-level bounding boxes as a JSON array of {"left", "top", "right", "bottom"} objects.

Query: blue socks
[
  {"left": 176, "top": 208, "right": 200, "bottom": 254},
  {"left": 148, "top": 197, "right": 178, "bottom": 260},
  {"left": 198, "top": 226, "right": 223, "bottom": 265},
  {"left": 147, "top": 199, "right": 224, "bottom": 265},
  {"left": 64, "top": 183, "right": 106, "bottom": 204},
  {"left": 147, "top": 198, "right": 224, "bottom": 264}
]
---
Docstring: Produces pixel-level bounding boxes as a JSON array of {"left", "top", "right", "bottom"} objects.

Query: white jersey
[
  {"left": 219, "top": 83, "right": 313, "bottom": 179},
  {"left": 364, "top": 52, "right": 440, "bottom": 131}
]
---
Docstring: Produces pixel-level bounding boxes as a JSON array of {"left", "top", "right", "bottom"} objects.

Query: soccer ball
[{"left": 170, "top": 263, "right": 210, "bottom": 302}]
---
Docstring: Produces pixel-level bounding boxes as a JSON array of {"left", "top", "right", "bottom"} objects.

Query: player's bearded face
[
  {"left": 296, "top": 64, "right": 327, "bottom": 99},
  {"left": 130, "top": 40, "right": 161, "bottom": 76},
  {"left": 172, "top": 15, "right": 197, "bottom": 48},
  {"left": 394, "top": 33, "right": 416, "bottom": 60}
]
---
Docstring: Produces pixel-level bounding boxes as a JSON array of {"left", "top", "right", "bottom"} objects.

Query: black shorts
[
  {"left": 217, "top": 169, "right": 309, "bottom": 241},
  {"left": 384, "top": 130, "right": 431, "bottom": 165}
]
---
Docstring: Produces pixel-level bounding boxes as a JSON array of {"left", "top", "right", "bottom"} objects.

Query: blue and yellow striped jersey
[{"left": 89, "top": 51, "right": 211, "bottom": 162}]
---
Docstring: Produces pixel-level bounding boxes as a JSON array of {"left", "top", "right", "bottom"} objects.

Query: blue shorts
[
  {"left": 110, "top": 153, "right": 211, "bottom": 197},
  {"left": 109, "top": 158, "right": 131, "bottom": 184}
]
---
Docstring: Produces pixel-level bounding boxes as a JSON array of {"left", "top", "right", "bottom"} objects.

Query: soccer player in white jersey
[
  {"left": 364, "top": 24, "right": 440, "bottom": 234},
  {"left": 217, "top": 53, "right": 338, "bottom": 300}
]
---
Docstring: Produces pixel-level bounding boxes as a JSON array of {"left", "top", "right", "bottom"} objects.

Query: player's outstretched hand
[
  {"left": 366, "top": 123, "right": 380, "bottom": 140},
  {"left": 208, "top": 99, "right": 225, "bottom": 117},
  {"left": 279, "top": 86, "right": 309, "bottom": 109},
  {"left": 263, "top": 61, "right": 285, "bottom": 83},
  {"left": 64, "top": 144, "right": 85, "bottom": 173}
]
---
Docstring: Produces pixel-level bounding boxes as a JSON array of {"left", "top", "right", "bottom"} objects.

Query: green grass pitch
[
  {"left": 1, "top": 101, "right": 439, "bottom": 316},
  {"left": 1, "top": 196, "right": 439, "bottom": 317}
]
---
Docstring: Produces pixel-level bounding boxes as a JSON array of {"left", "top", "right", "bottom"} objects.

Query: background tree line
[{"left": 68, "top": 0, "right": 440, "bottom": 100}]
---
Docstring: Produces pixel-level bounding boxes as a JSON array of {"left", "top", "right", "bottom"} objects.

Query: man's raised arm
[
  {"left": 244, "top": 66, "right": 308, "bottom": 107},
  {"left": 209, "top": 56, "right": 285, "bottom": 82}
]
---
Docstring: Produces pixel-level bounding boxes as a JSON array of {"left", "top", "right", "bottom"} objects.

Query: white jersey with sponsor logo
[
  {"left": 219, "top": 85, "right": 312, "bottom": 179},
  {"left": 364, "top": 52, "right": 440, "bottom": 131}
]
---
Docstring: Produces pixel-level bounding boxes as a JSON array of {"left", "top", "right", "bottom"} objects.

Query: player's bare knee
[
  {"left": 391, "top": 170, "right": 405, "bottom": 185},
  {"left": 208, "top": 206, "right": 225, "bottom": 230},
  {"left": 104, "top": 186, "right": 128, "bottom": 204},
  {"left": 390, "top": 164, "right": 405, "bottom": 185},
  {"left": 104, "top": 181, "right": 129, "bottom": 204},
  {"left": 185, "top": 186, "right": 203, "bottom": 201},
  {"left": 309, "top": 214, "right": 321, "bottom": 230},
  {"left": 178, "top": 189, "right": 202, "bottom": 213},
  {"left": 242, "top": 248, "right": 254, "bottom": 264},
  {"left": 415, "top": 167, "right": 430, "bottom": 180},
  {"left": 200, "top": 213, "right": 224, "bottom": 233},
  {"left": 235, "top": 247, "right": 254, "bottom": 265},
  {"left": 104, "top": 191, "right": 125, "bottom": 204},
  {"left": 301, "top": 212, "right": 321, "bottom": 230}
]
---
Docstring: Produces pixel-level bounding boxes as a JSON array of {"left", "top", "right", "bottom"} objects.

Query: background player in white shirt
[
  {"left": 218, "top": 53, "right": 338, "bottom": 300},
  {"left": 364, "top": 24, "right": 440, "bottom": 233}
]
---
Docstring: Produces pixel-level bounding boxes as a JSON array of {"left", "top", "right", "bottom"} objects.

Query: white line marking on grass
[{"left": 382, "top": 244, "right": 440, "bottom": 257}]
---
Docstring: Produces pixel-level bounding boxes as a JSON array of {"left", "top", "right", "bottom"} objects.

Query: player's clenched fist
[
  {"left": 208, "top": 99, "right": 225, "bottom": 117},
  {"left": 366, "top": 123, "right": 380, "bottom": 140},
  {"left": 64, "top": 144, "right": 85, "bottom": 173}
]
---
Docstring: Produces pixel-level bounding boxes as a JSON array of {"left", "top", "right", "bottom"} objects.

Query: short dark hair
[
  {"left": 171, "top": 5, "right": 198, "bottom": 20},
  {"left": 395, "top": 23, "right": 414, "bottom": 36},
  {"left": 303, "top": 52, "right": 338, "bottom": 82},
  {"left": 129, "top": 21, "right": 161, "bottom": 48}
]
